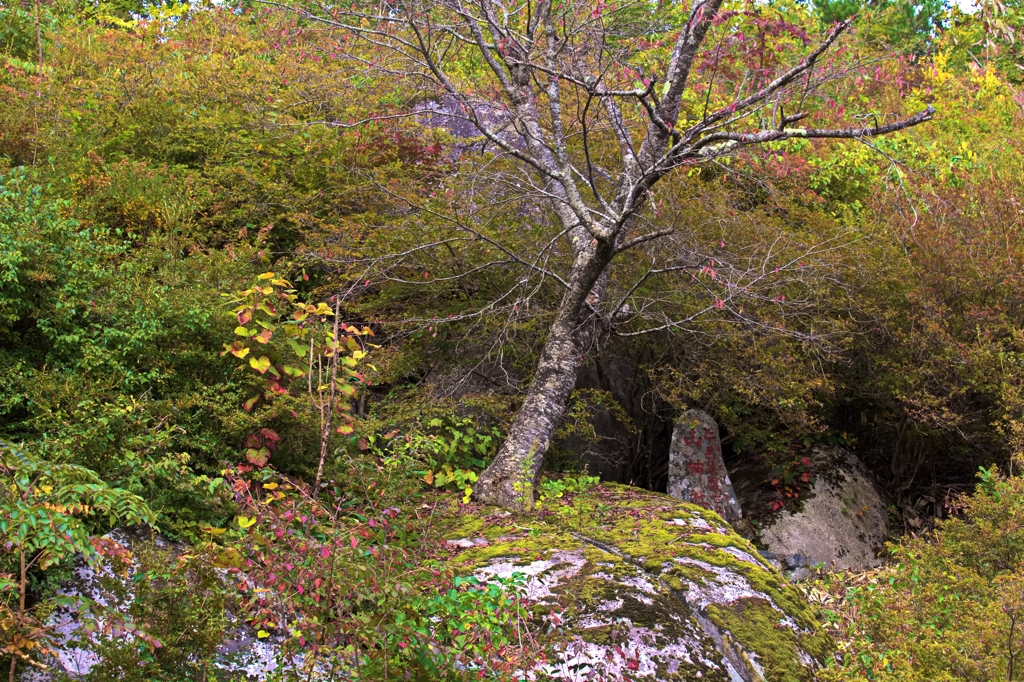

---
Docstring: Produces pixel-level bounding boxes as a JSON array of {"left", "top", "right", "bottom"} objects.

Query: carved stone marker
[{"left": 667, "top": 409, "right": 742, "bottom": 522}]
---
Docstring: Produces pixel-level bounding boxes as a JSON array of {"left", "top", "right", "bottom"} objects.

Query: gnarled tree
[{"left": 281, "top": 0, "right": 933, "bottom": 510}]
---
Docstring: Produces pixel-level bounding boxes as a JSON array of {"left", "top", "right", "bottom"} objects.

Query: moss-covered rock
[{"left": 439, "top": 482, "right": 831, "bottom": 681}]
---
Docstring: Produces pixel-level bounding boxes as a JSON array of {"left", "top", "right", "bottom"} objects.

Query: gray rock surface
[
  {"left": 20, "top": 528, "right": 283, "bottom": 682},
  {"left": 444, "top": 483, "right": 830, "bottom": 681},
  {"left": 751, "top": 446, "right": 889, "bottom": 577},
  {"left": 24, "top": 484, "right": 832, "bottom": 682},
  {"left": 667, "top": 410, "right": 742, "bottom": 522}
]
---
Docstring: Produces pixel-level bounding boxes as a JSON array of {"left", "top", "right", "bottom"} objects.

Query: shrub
[{"left": 816, "top": 463, "right": 1024, "bottom": 681}]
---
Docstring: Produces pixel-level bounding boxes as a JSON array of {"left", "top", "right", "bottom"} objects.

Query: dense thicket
[{"left": 0, "top": 0, "right": 1022, "bottom": 678}]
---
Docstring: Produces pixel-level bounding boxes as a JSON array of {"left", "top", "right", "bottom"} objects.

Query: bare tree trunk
[{"left": 475, "top": 241, "right": 612, "bottom": 510}]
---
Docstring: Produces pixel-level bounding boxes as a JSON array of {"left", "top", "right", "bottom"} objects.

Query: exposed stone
[
  {"left": 667, "top": 410, "right": 742, "bottom": 522},
  {"left": 441, "top": 482, "right": 831, "bottom": 681},
  {"left": 26, "top": 485, "right": 829, "bottom": 682},
  {"left": 20, "top": 528, "right": 285, "bottom": 682},
  {"left": 737, "top": 445, "right": 889, "bottom": 577}
]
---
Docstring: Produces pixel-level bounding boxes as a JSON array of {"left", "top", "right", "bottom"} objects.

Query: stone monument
[{"left": 667, "top": 409, "right": 743, "bottom": 522}]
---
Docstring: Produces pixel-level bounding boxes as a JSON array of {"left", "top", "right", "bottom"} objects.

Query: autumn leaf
[
  {"left": 250, "top": 356, "right": 271, "bottom": 373},
  {"left": 246, "top": 447, "right": 271, "bottom": 467}
]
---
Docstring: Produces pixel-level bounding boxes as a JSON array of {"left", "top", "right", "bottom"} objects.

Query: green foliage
[
  {"left": 0, "top": 167, "right": 260, "bottom": 537},
  {"left": 813, "top": 0, "right": 948, "bottom": 54},
  {"left": 222, "top": 460, "right": 531, "bottom": 680},
  {"left": 537, "top": 474, "right": 601, "bottom": 503},
  {"left": 368, "top": 414, "right": 502, "bottom": 503},
  {"left": 0, "top": 441, "right": 156, "bottom": 569},
  {"left": 83, "top": 542, "right": 228, "bottom": 682},
  {"left": 1, "top": 441, "right": 157, "bottom": 675},
  {"left": 395, "top": 574, "right": 529, "bottom": 679},
  {"left": 0, "top": 7, "right": 39, "bottom": 63},
  {"left": 815, "top": 464, "right": 1024, "bottom": 680}
]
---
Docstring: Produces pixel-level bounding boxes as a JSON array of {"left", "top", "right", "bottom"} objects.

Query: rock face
[
  {"left": 443, "top": 483, "right": 830, "bottom": 681},
  {"left": 740, "top": 446, "right": 889, "bottom": 579},
  {"left": 667, "top": 410, "right": 742, "bottom": 522},
  {"left": 26, "top": 486, "right": 829, "bottom": 682},
  {"left": 20, "top": 528, "right": 285, "bottom": 682}
]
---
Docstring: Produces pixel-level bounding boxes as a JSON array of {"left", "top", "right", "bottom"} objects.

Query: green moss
[
  {"left": 431, "top": 481, "right": 828, "bottom": 679},
  {"left": 663, "top": 562, "right": 717, "bottom": 588},
  {"left": 707, "top": 597, "right": 831, "bottom": 682}
]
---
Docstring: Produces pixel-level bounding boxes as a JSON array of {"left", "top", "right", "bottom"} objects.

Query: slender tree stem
[{"left": 314, "top": 296, "right": 342, "bottom": 493}]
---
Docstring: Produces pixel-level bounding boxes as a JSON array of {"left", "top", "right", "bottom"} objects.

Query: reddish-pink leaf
[{"left": 246, "top": 447, "right": 271, "bottom": 467}]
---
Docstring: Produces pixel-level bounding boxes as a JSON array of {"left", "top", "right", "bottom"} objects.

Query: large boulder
[
  {"left": 667, "top": 410, "right": 743, "bottom": 522},
  {"left": 25, "top": 485, "right": 830, "bottom": 682},
  {"left": 442, "top": 482, "right": 831, "bottom": 681},
  {"left": 734, "top": 445, "right": 889, "bottom": 579}
]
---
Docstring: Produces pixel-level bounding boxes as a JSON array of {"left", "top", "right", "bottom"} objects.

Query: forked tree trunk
[{"left": 474, "top": 240, "right": 612, "bottom": 510}]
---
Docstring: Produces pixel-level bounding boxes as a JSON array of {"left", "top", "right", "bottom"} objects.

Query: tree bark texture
[{"left": 475, "top": 243, "right": 613, "bottom": 510}]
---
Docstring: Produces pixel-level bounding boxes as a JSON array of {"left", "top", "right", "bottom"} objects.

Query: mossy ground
[{"left": 434, "top": 481, "right": 832, "bottom": 680}]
